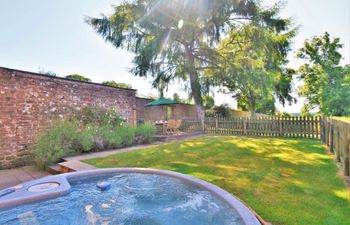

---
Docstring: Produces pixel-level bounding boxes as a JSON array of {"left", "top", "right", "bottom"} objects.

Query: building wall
[
  {"left": 136, "top": 97, "right": 198, "bottom": 122},
  {"left": 0, "top": 67, "right": 137, "bottom": 169},
  {"left": 173, "top": 104, "right": 197, "bottom": 120}
]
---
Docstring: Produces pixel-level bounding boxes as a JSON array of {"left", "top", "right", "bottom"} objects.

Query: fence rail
[
  {"left": 181, "top": 116, "right": 321, "bottom": 139},
  {"left": 321, "top": 117, "right": 350, "bottom": 176}
]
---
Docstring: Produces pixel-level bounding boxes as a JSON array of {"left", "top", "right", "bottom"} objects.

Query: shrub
[
  {"left": 32, "top": 121, "right": 78, "bottom": 168},
  {"left": 75, "top": 126, "right": 96, "bottom": 152},
  {"left": 205, "top": 104, "right": 232, "bottom": 117},
  {"left": 117, "top": 126, "right": 136, "bottom": 146},
  {"left": 135, "top": 123, "right": 156, "bottom": 144},
  {"left": 74, "top": 106, "right": 124, "bottom": 127},
  {"left": 95, "top": 125, "right": 122, "bottom": 150},
  {"left": 32, "top": 106, "right": 155, "bottom": 168},
  {"left": 65, "top": 74, "right": 91, "bottom": 82},
  {"left": 75, "top": 105, "right": 99, "bottom": 126},
  {"left": 101, "top": 108, "right": 125, "bottom": 127}
]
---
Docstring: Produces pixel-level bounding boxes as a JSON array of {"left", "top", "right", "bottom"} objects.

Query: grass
[
  {"left": 84, "top": 136, "right": 350, "bottom": 225},
  {"left": 332, "top": 117, "right": 350, "bottom": 123}
]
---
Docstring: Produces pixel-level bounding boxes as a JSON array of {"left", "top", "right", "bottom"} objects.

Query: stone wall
[{"left": 0, "top": 67, "right": 137, "bottom": 169}]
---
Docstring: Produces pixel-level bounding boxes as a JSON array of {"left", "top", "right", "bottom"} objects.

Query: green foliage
[
  {"left": 238, "top": 95, "right": 276, "bottom": 115},
  {"left": 205, "top": 104, "right": 231, "bottom": 118},
  {"left": 32, "top": 121, "right": 78, "bottom": 168},
  {"left": 102, "top": 81, "right": 132, "bottom": 89},
  {"left": 274, "top": 68, "right": 296, "bottom": 106},
  {"left": 86, "top": 0, "right": 291, "bottom": 108},
  {"left": 117, "top": 126, "right": 136, "bottom": 146},
  {"left": 135, "top": 122, "right": 156, "bottom": 144},
  {"left": 300, "top": 104, "right": 313, "bottom": 117},
  {"left": 172, "top": 93, "right": 187, "bottom": 104},
  {"left": 32, "top": 106, "right": 155, "bottom": 168},
  {"left": 95, "top": 125, "right": 123, "bottom": 150},
  {"left": 76, "top": 126, "right": 97, "bottom": 152},
  {"left": 255, "top": 96, "right": 276, "bottom": 115},
  {"left": 74, "top": 106, "right": 124, "bottom": 127},
  {"left": 65, "top": 74, "right": 91, "bottom": 82},
  {"left": 276, "top": 112, "right": 292, "bottom": 118},
  {"left": 202, "top": 95, "right": 215, "bottom": 110},
  {"left": 297, "top": 33, "right": 350, "bottom": 116},
  {"left": 213, "top": 20, "right": 296, "bottom": 117},
  {"left": 85, "top": 136, "right": 350, "bottom": 225}
]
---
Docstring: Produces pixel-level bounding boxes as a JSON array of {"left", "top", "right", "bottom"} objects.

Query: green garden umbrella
[{"left": 145, "top": 98, "right": 177, "bottom": 106}]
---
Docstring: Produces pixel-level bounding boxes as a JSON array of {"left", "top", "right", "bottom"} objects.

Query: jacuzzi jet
[{"left": 96, "top": 181, "right": 111, "bottom": 191}]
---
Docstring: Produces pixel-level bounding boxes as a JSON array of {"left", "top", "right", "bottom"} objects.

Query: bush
[
  {"left": 32, "top": 121, "right": 78, "bottom": 169},
  {"left": 205, "top": 104, "right": 232, "bottom": 117},
  {"left": 32, "top": 106, "right": 156, "bottom": 168},
  {"left": 117, "top": 126, "right": 136, "bottom": 146},
  {"left": 276, "top": 112, "right": 292, "bottom": 118},
  {"left": 135, "top": 123, "right": 156, "bottom": 144},
  {"left": 93, "top": 125, "right": 121, "bottom": 150},
  {"left": 75, "top": 126, "right": 96, "bottom": 152},
  {"left": 74, "top": 106, "right": 124, "bottom": 127}
]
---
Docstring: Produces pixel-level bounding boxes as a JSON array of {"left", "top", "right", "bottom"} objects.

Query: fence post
[
  {"left": 320, "top": 116, "right": 324, "bottom": 142},
  {"left": 201, "top": 118, "right": 205, "bottom": 133},
  {"left": 345, "top": 131, "right": 350, "bottom": 176},
  {"left": 326, "top": 119, "right": 330, "bottom": 146},
  {"left": 243, "top": 120, "right": 247, "bottom": 135},
  {"left": 215, "top": 118, "right": 218, "bottom": 133},
  {"left": 335, "top": 129, "right": 341, "bottom": 162},
  {"left": 279, "top": 117, "right": 283, "bottom": 137},
  {"left": 329, "top": 124, "right": 334, "bottom": 153}
]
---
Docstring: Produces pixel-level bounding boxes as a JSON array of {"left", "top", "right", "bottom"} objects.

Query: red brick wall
[
  {"left": 135, "top": 97, "right": 154, "bottom": 121},
  {"left": 0, "top": 67, "right": 137, "bottom": 169}
]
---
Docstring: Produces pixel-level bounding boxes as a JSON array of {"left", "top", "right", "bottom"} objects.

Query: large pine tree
[{"left": 86, "top": 0, "right": 291, "bottom": 118}]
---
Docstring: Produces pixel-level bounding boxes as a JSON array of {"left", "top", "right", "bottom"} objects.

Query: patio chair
[{"left": 165, "top": 119, "right": 182, "bottom": 135}]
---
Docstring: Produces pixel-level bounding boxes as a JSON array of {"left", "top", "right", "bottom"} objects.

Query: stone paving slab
[
  {"left": 0, "top": 166, "right": 50, "bottom": 190},
  {"left": 58, "top": 160, "right": 95, "bottom": 171}
]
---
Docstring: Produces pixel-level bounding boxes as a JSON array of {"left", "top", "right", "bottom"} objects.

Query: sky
[{"left": 0, "top": 0, "right": 349, "bottom": 113}]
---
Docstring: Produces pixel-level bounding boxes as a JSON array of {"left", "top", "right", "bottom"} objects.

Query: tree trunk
[
  {"left": 185, "top": 45, "right": 204, "bottom": 120},
  {"left": 250, "top": 106, "right": 256, "bottom": 118},
  {"left": 249, "top": 98, "right": 256, "bottom": 118}
]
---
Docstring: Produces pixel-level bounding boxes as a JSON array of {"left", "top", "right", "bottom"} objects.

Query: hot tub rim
[{"left": 0, "top": 167, "right": 261, "bottom": 225}]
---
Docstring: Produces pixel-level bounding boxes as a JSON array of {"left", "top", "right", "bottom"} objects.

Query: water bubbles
[{"left": 178, "top": 19, "right": 184, "bottom": 29}]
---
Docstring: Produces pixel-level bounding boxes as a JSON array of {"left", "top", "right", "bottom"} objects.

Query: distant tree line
[
  {"left": 296, "top": 32, "right": 350, "bottom": 116},
  {"left": 37, "top": 69, "right": 133, "bottom": 90}
]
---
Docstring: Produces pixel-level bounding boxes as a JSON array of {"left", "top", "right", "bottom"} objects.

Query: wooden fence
[
  {"left": 181, "top": 116, "right": 321, "bottom": 138},
  {"left": 321, "top": 117, "right": 350, "bottom": 176}
]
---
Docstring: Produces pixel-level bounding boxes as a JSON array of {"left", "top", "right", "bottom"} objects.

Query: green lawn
[
  {"left": 84, "top": 136, "right": 350, "bottom": 225},
  {"left": 333, "top": 117, "right": 350, "bottom": 123}
]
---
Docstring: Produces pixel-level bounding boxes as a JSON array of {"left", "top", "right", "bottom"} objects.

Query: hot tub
[{"left": 0, "top": 168, "right": 261, "bottom": 225}]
